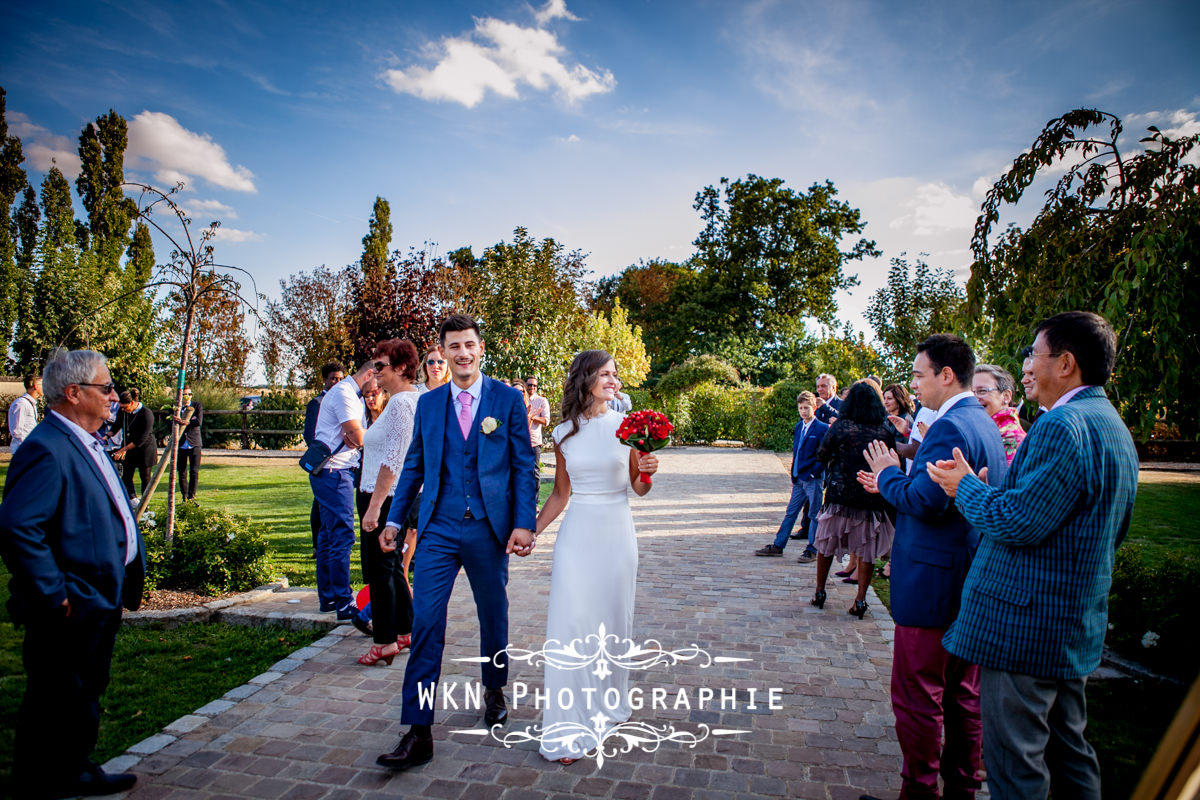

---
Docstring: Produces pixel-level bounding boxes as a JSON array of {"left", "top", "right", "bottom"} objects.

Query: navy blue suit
[
  {"left": 772, "top": 418, "right": 829, "bottom": 550},
  {"left": 385, "top": 376, "right": 538, "bottom": 725},
  {"left": 0, "top": 412, "right": 145, "bottom": 794},
  {"left": 873, "top": 394, "right": 1007, "bottom": 798},
  {"left": 790, "top": 419, "right": 829, "bottom": 483}
]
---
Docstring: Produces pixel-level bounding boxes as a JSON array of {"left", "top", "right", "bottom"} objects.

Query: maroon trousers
[{"left": 892, "top": 625, "right": 983, "bottom": 799}]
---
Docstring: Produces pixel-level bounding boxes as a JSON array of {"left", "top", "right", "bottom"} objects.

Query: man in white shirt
[
  {"left": 311, "top": 359, "right": 379, "bottom": 619},
  {"left": 525, "top": 375, "right": 550, "bottom": 468},
  {"left": 7, "top": 374, "right": 42, "bottom": 454}
]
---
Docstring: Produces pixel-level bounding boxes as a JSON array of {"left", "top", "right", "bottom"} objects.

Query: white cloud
[
  {"left": 8, "top": 112, "right": 82, "bottom": 179},
  {"left": 534, "top": 0, "right": 578, "bottom": 26},
  {"left": 380, "top": 5, "right": 614, "bottom": 108},
  {"left": 1125, "top": 108, "right": 1200, "bottom": 140},
  {"left": 182, "top": 198, "right": 238, "bottom": 220},
  {"left": 211, "top": 226, "right": 262, "bottom": 243},
  {"left": 126, "top": 111, "right": 257, "bottom": 192},
  {"left": 890, "top": 182, "right": 978, "bottom": 236}
]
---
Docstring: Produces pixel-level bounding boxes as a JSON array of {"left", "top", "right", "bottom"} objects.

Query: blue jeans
[
  {"left": 773, "top": 476, "right": 823, "bottom": 550},
  {"left": 310, "top": 468, "right": 357, "bottom": 612}
]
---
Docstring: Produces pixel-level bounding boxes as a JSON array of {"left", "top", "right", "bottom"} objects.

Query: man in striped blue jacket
[{"left": 927, "top": 311, "right": 1138, "bottom": 800}]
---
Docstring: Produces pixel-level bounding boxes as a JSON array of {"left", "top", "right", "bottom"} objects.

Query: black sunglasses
[
  {"left": 79, "top": 382, "right": 117, "bottom": 394},
  {"left": 372, "top": 360, "right": 390, "bottom": 371},
  {"left": 426, "top": 358, "right": 446, "bottom": 366}
]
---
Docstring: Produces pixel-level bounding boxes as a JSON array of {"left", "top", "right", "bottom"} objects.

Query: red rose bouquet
[{"left": 616, "top": 410, "right": 674, "bottom": 486}]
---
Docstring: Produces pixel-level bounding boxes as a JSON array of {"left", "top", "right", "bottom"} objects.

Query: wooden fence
[{"left": 202, "top": 409, "right": 305, "bottom": 450}]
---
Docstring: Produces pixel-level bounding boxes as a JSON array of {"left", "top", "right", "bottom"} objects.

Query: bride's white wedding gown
[{"left": 539, "top": 409, "right": 638, "bottom": 760}]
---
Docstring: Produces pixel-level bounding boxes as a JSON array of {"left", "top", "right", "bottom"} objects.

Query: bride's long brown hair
[{"left": 558, "top": 349, "right": 616, "bottom": 445}]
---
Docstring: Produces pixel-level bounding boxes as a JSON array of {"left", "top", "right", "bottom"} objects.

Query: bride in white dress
[{"left": 534, "top": 350, "right": 659, "bottom": 764}]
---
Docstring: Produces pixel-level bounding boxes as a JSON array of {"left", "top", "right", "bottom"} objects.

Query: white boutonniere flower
[{"left": 480, "top": 416, "right": 501, "bottom": 435}]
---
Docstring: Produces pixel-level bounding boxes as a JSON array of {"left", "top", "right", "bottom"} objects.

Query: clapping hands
[{"left": 856, "top": 439, "right": 900, "bottom": 495}]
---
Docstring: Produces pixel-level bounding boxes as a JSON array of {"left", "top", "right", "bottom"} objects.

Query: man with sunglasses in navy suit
[{"left": 0, "top": 349, "right": 145, "bottom": 798}]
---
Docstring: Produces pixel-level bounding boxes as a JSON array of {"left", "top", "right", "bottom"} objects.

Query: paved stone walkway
[{"left": 116, "top": 447, "right": 905, "bottom": 799}]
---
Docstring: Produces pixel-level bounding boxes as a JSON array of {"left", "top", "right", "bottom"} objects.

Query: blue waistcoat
[{"left": 433, "top": 396, "right": 486, "bottom": 522}]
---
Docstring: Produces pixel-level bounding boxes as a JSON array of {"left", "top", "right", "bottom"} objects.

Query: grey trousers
[{"left": 980, "top": 668, "right": 1101, "bottom": 800}]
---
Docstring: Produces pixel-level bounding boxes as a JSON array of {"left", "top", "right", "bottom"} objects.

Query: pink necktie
[{"left": 458, "top": 391, "right": 472, "bottom": 439}]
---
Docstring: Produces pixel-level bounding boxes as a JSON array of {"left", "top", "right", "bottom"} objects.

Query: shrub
[
  {"left": 142, "top": 502, "right": 275, "bottom": 596},
  {"left": 1106, "top": 543, "right": 1200, "bottom": 681},
  {"left": 247, "top": 389, "right": 306, "bottom": 449},
  {"left": 684, "top": 382, "right": 759, "bottom": 443},
  {"left": 748, "top": 377, "right": 809, "bottom": 451},
  {"left": 655, "top": 355, "right": 741, "bottom": 396}
]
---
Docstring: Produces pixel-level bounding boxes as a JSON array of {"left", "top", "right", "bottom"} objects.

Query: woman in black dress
[
  {"left": 112, "top": 388, "right": 157, "bottom": 499},
  {"left": 811, "top": 380, "right": 896, "bottom": 618}
]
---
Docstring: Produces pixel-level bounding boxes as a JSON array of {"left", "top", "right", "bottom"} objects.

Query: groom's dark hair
[{"left": 439, "top": 314, "right": 482, "bottom": 344}]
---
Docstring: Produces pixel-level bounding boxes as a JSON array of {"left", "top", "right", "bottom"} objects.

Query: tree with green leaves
[
  {"left": 571, "top": 300, "right": 650, "bottom": 389},
  {"left": 361, "top": 196, "right": 393, "bottom": 280},
  {"left": 967, "top": 109, "right": 1199, "bottom": 437},
  {"left": 460, "top": 226, "right": 591, "bottom": 383},
  {"left": 865, "top": 254, "right": 965, "bottom": 381},
  {"left": 683, "top": 174, "right": 879, "bottom": 379},
  {"left": 76, "top": 110, "right": 137, "bottom": 270},
  {"left": 592, "top": 258, "right": 697, "bottom": 376},
  {"left": 0, "top": 87, "right": 28, "bottom": 366}
]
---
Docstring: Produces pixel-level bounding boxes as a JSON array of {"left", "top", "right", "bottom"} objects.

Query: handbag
[{"left": 299, "top": 439, "right": 346, "bottom": 476}]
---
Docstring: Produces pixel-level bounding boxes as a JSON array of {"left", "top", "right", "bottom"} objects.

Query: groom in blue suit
[
  {"left": 860, "top": 335, "right": 1007, "bottom": 800},
  {"left": 375, "top": 314, "right": 538, "bottom": 771}
]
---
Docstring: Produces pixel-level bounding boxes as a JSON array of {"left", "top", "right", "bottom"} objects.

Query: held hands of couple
[
  {"left": 925, "top": 447, "right": 988, "bottom": 497},
  {"left": 506, "top": 528, "right": 536, "bottom": 557}
]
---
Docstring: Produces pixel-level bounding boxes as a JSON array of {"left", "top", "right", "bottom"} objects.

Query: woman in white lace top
[{"left": 356, "top": 338, "right": 421, "bottom": 666}]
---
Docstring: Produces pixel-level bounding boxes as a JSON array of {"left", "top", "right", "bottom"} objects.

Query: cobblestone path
[{"left": 120, "top": 447, "right": 903, "bottom": 799}]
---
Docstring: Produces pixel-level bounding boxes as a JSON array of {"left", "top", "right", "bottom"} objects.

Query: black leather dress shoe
[
  {"left": 484, "top": 687, "right": 508, "bottom": 726},
  {"left": 51, "top": 764, "right": 137, "bottom": 797},
  {"left": 376, "top": 729, "right": 434, "bottom": 771}
]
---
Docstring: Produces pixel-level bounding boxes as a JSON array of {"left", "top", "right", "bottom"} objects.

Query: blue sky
[{"left": 4, "top": 0, "right": 1199, "bottom": 354}]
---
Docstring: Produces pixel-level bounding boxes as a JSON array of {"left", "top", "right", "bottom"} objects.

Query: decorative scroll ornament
[
  {"left": 452, "top": 624, "right": 754, "bottom": 764},
  {"left": 496, "top": 622, "right": 747, "bottom": 676},
  {"left": 458, "top": 719, "right": 748, "bottom": 767}
]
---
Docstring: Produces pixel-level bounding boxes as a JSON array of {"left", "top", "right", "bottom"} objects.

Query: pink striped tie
[{"left": 457, "top": 391, "right": 472, "bottom": 439}]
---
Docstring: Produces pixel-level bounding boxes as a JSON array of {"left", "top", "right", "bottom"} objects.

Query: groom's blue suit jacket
[{"left": 386, "top": 375, "right": 538, "bottom": 544}]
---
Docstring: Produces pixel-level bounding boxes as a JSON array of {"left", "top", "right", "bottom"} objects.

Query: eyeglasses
[
  {"left": 973, "top": 387, "right": 1000, "bottom": 396},
  {"left": 372, "top": 360, "right": 390, "bottom": 371},
  {"left": 426, "top": 359, "right": 446, "bottom": 366},
  {"left": 78, "top": 382, "right": 117, "bottom": 394}
]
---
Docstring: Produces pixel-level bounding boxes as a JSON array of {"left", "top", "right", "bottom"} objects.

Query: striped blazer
[{"left": 942, "top": 386, "right": 1138, "bottom": 679}]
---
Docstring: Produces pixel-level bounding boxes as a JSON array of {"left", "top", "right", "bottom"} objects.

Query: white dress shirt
[{"left": 7, "top": 393, "right": 39, "bottom": 454}]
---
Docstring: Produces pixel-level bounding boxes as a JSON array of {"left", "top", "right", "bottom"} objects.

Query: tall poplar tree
[
  {"left": 76, "top": 110, "right": 136, "bottom": 271},
  {"left": 0, "top": 87, "right": 29, "bottom": 363},
  {"left": 361, "top": 196, "right": 393, "bottom": 280}
]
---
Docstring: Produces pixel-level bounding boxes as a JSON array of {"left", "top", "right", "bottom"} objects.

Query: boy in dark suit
[{"left": 755, "top": 391, "right": 829, "bottom": 561}]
